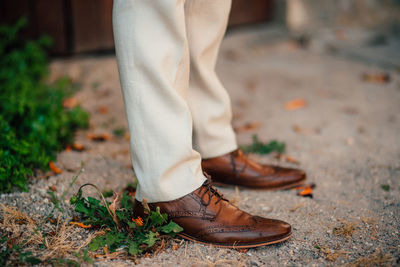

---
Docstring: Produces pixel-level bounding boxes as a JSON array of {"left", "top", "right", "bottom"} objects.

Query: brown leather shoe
[
  {"left": 202, "top": 149, "right": 306, "bottom": 189},
  {"left": 133, "top": 180, "right": 291, "bottom": 248}
]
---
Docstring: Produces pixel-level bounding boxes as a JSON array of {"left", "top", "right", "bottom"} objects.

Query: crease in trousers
[{"left": 113, "top": 0, "right": 237, "bottom": 203}]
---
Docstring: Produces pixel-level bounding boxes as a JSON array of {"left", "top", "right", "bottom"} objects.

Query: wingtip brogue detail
[
  {"left": 202, "top": 149, "right": 306, "bottom": 189},
  {"left": 133, "top": 180, "right": 292, "bottom": 248}
]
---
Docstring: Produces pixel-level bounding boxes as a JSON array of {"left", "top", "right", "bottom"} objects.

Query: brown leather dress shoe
[
  {"left": 202, "top": 149, "right": 306, "bottom": 189},
  {"left": 133, "top": 180, "right": 291, "bottom": 248}
]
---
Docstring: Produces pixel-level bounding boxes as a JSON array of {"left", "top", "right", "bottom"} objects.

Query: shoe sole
[
  {"left": 212, "top": 176, "right": 306, "bottom": 191},
  {"left": 177, "top": 231, "right": 292, "bottom": 249}
]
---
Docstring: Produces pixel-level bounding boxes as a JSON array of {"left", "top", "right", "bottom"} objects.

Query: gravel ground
[{"left": 1, "top": 25, "right": 399, "bottom": 266}]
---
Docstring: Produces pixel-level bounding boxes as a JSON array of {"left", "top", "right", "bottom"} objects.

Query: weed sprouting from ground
[
  {"left": 70, "top": 183, "right": 183, "bottom": 257},
  {"left": 241, "top": 134, "right": 286, "bottom": 155}
]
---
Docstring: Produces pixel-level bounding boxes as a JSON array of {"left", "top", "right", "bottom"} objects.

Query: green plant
[
  {"left": 0, "top": 17, "right": 89, "bottom": 193},
  {"left": 0, "top": 236, "right": 42, "bottom": 266},
  {"left": 242, "top": 134, "right": 286, "bottom": 155},
  {"left": 70, "top": 184, "right": 183, "bottom": 256}
]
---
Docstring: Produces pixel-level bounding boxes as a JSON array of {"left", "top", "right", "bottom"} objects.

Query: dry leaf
[
  {"left": 298, "top": 187, "right": 313, "bottom": 197},
  {"left": 284, "top": 99, "right": 307, "bottom": 111},
  {"left": 246, "top": 79, "right": 258, "bottom": 91},
  {"left": 295, "top": 183, "right": 315, "bottom": 198},
  {"left": 292, "top": 124, "right": 319, "bottom": 135},
  {"left": 287, "top": 40, "right": 301, "bottom": 50},
  {"left": 50, "top": 185, "right": 57, "bottom": 192},
  {"left": 362, "top": 72, "right": 390, "bottom": 84},
  {"left": 35, "top": 171, "right": 53, "bottom": 180},
  {"left": 72, "top": 143, "right": 85, "bottom": 151},
  {"left": 289, "top": 202, "right": 305, "bottom": 212},
  {"left": 69, "top": 221, "right": 92, "bottom": 228},
  {"left": 346, "top": 137, "right": 354, "bottom": 146},
  {"left": 49, "top": 161, "right": 62, "bottom": 174},
  {"left": 87, "top": 133, "right": 112, "bottom": 142},
  {"left": 225, "top": 49, "right": 242, "bottom": 61},
  {"left": 284, "top": 155, "right": 300, "bottom": 165},
  {"left": 237, "top": 99, "right": 249, "bottom": 108},
  {"left": 108, "top": 194, "right": 120, "bottom": 226},
  {"left": 142, "top": 199, "right": 150, "bottom": 215},
  {"left": 62, "top": 97, "right": 79, "bottom": 108},
  {"left": 234, "top": 121, "right": 261, "bottom": 133},
  {"left": 97, "top": 105, "right": 109, "bottom": 114},
  {"left": 336, "top": 29, "right": 346, "bottom": 41},
  {"left": 65, "top": 145, "right": 72, "bottom": 152}
]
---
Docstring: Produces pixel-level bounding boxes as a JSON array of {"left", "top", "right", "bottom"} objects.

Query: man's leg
[
  {"left": 113, "top": 0, "right": 206, "bottom": 203},
  {"left": 184, "top": 0, "right": 306, "bottom": 188},
  {"left": 114, "top": 0, "right": 293, "bottom": 248},
  {"left": 184, "top": 0, "right": 238, "bottom": 159}
]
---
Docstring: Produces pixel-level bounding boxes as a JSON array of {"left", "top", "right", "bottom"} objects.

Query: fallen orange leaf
[
  {"left": 284, "top": 99, "right": 307, "bottom": 111},
  {"left": 298, "top": 187, "right": 313, "bottom": 196},
  {"left": 336, "top": 29, "right": 346, "bottom": 41},
  {"left": 234, "top": 121, "right": 261, "bottom": 133},
  {"left": 295, "top": 183, "right": 316, "bottom": 190},
  {"left": 87, "top": 133, "right": 112, "bottom": 142},
  {"left": 49, "top": 161, "right": 62, "bottom": 174},
  {"left": 97, "top": 105, "right": 109, "bottom": 114},
  {"left": 72, "top": 143, "right": 85, "bottom": 151},
  {"left": 292, "top": 125, "right": 318, "bottom": 135},
  {"left": 50, "top": 185, "right": 57, "bottom": 192},
  {"left": 62, "top": 97, "right": 79, "bottom": 108},
  {"left": 69, "top": 221, "right": 92, "bottom": 228},
  {"left": 284, "top": 155, "right": 300, "bottom": 165},
  {"left": 362, "top": 72, "right": 390, "bottom": 84},
  {"left": 295, "top": 183, "right": 315, "bottom": 198},
  {"left": 65, "top": 145, "right": 72, "bottom": 152}
]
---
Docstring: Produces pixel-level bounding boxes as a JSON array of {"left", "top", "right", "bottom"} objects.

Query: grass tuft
[{"left": 241, "top": 135, "right": 286, "bottom": 155}]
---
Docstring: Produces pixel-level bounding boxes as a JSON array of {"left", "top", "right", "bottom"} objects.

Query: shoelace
[{"left": 200, "top": 175, "right": 228, "bottom": 206}]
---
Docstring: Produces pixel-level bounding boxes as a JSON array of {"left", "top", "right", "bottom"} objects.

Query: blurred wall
[
  {"left": 282, "top": 0, "right": 400, "bottom": 33},
  {"left": 0, "top": 0, "right": 274, "bottom": 55}
]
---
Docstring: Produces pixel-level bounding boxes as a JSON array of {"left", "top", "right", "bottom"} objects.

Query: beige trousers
[{"left": 113, "top": 0, "right": 237, "bottom": 203}]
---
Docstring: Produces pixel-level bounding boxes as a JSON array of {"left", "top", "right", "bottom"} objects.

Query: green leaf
[
  {"left": 149, "top": 207, "right": 167, "bottom": 226},
  {"left": 241, "top": 135, "right": 286, "bottom": 155},
  {"left": 89, "top": 236, "right": 103, "bottom": 251},
  {"left": 120, "top": 192, "right": 134, "bottom": 210},
  {"left": 381, "top": 184, "right": 390, "bottom": 192},
  {"left": 74, "top": 202, "right": 91, "bottom": 216},
  {"left": 87, "top": 197, "right": 101, "bottom": 207},
  {"left": 158, "top": 221, "right": 183, "bottom": 234},
  {"left": 128, "top": 242, "right": 140, "bottom": 255},
  {"left": 24, "top": 256, "right": 42, "bottom": 265},
  {"left": 143, "top": 231, "right": 158, "bottom": 247}
]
